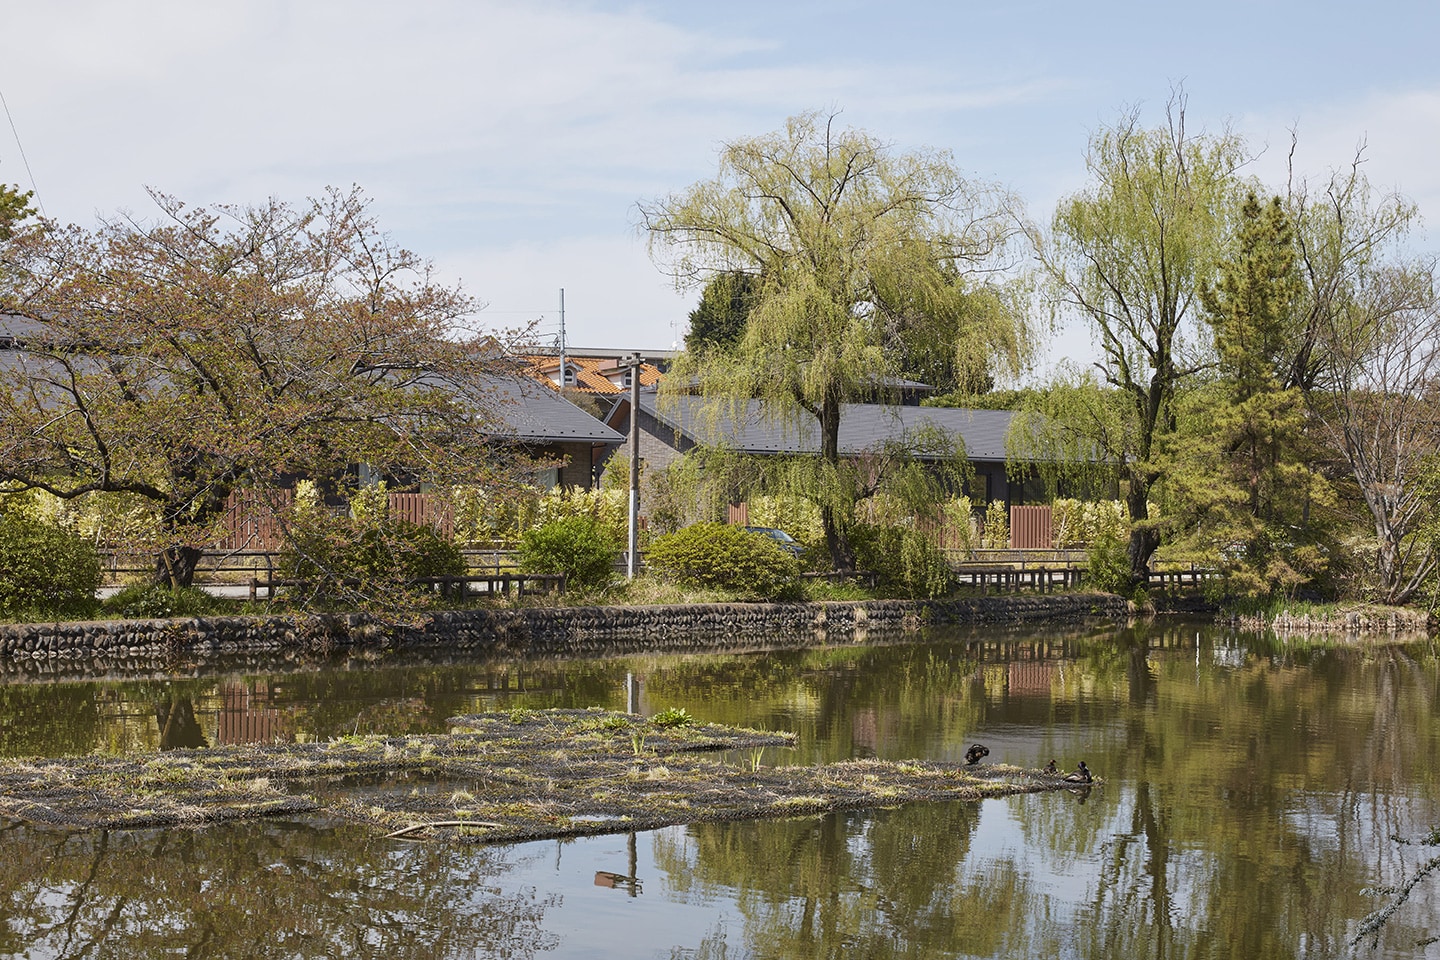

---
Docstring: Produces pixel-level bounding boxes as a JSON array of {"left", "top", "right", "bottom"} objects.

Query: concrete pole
[{"left": 626, "top": 353, "right": 644, "bottom": 580}]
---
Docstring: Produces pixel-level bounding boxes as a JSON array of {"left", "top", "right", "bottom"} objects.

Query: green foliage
[
  {"left": 1031, "top": 95, "right": 1246, "bottom": 585},
  {"left": 924, "top": 389, "right": 1034, "bottom": 411},
  {"left": 0, "top": 187, "right": 532, "bottom": 586},
  {"left": 1160, "top": 193, "right": 1339, "bottom": 600},
  {"left": 0, "top": 506, "right": 101, "bottom": 619},
  {"left": 0, "top": 183, "right": 34, "bottom": 241},
  {"left": 101, "top": 584, "right": 222, "bottom": 619},
  {"left": 644, "top": 523, "right": 801, "bottom": 600},
  {"left": 981, "top": 501, "right": 1010, "bottom": 550},
  {"left": 517, "top": 514, "right": 621, "bottom": 591},
  {"left": 1085, "top": 526, "right": 1132, "bottom": 596},
  {"left": 685, "top": 271, "right": 759, "bottom": 355},
  {"left": 280, "top": 491, "right": 465, "bottom": 608},
  {"left": 1051, "top": 499, "right": 1128, "bottom": 549},
  {"left": 746, "top": 495, "right": 823, "bottom": 547},
  {"left": 534, "top": 488, "right": 627, "bottom": 540},
  {"left": 643, "top": 111, "right": 1033, "bottom": 568},
  {"left": 849, "top": 524, "right": 952, "bottom": 599},
  {"left": 649, "top": 707, "right": 696, "bottom": 728}
]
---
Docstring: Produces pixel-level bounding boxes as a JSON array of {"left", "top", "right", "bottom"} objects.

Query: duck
[
  {"left": 1062, "top": 761, "right": 1092, "bottom": 784},
  {"left": 1044, "top": 759, "right": 1057, "bottom": 775},
  {"left": 965, "top": 743, "right": 989, "bottom": 765}
]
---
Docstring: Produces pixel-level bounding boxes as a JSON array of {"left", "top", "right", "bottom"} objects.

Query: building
[{"left": 607, "top": 391, "right": 1048, "bottom": 509}]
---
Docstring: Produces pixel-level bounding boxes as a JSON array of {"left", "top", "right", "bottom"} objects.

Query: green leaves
[
  {"left": 644, "top": 523, "right": 800, "bottom": 601},
  {"left": 643, "top": 112, "right": 1031, "bottom": 569}
]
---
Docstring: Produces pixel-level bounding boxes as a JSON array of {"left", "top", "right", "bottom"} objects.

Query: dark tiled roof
[
  {"left": 641, "top": 395, "right": 1018, "bottom": 463},
  {"left": 483, "top": 375, "right": 624, "bottom": 443},
  {"left": 0, "top": 339, "right": 621, "bottom": 445}
]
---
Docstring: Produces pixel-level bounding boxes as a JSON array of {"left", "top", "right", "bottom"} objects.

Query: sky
[{"left": 4, "top": 0, "right": 1438, "bottom": 375}]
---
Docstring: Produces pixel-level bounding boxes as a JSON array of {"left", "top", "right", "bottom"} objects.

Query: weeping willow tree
[
  {"left": 639, "top": 111, "right": 1034, "bottom": 569},
  {"left": 1015, "top": 97, "right": 1246, "bottom": 588}
]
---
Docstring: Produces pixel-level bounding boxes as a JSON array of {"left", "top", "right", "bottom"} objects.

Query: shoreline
[{"left": 0, "top": 593, "right": 1129, "bottom": 669}]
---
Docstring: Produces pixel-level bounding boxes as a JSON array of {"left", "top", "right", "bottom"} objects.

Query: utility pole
[
  {"left": 622, "top": 352, "right": 645, "bottom": 579},
  {"left": 557, "top": 288, "right": 567, "bottom": 386}
]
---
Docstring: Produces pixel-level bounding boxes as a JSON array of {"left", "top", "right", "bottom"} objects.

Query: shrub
[
  {"left": 1085, "top": 526, "right": 1132, "bottom": 595},
  {"left": 981, "top": 501, "right": 1010, "bottom": 549},
  {"left": 518, "top": 514, "right": 621, "bottom": 591},
  {"left": 0, "top": 508, "right": 101, "bottom": 619},
  {"left": 280, "top": 503, "right": 465, "bottom": 608},
  {"left": 644, "top": 523, "right": 800, "bottom": 600},
  {"left": 102, "top": 584, "right": 222, "bottom": 619},
  {"left": 849, "top": 524, "right": 952, "bottom": 599},
  {"left": 1052, "top": 499, "right": 1128, "bottom": 548}
]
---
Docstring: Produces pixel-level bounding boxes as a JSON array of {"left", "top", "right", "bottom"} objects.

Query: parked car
[{"left": 742, "top": 526, "right": 805, "bottom": 557}]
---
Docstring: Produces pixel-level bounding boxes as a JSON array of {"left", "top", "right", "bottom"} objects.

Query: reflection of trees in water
[
  {"left": 0, "top": 821, "right": 559, "bottom": 959},
  {"left": 650, "top": 801, "right": 1031, "bottom": 957}
]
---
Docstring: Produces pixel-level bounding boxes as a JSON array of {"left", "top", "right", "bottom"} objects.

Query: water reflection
[
  {"left": 0, "top": 820, "right": 560, "bottom": 959},
  {"left": 0, "top": 620, "right": 1438, "bottom": 957}
]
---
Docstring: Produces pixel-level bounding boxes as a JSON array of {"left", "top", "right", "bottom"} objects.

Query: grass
[{"left": 0, "top": 708, "right": 1086, "bottom": 842}]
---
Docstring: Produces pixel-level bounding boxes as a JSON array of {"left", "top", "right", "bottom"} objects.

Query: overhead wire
[{"left": 0, "top": 85, "right": 44, "bottom": 217}]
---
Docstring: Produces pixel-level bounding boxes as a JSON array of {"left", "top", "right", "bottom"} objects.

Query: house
[
  {"left": 524, "top": 347, "right": 673, "bottom": 397},
  {"left": 606, "top": 391, "right": 1048, "bottom": 510},
  {"left": 479, "top": 372, "right": 624, "bottom": 488}
]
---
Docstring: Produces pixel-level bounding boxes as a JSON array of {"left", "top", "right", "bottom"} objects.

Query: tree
[
  {"left": 0, "top": 184, "right": 34, "bottom": 241},
  {"left": 1021, "top": 96, "right": 1246, "bottom": 587},
  {"left": 0, "top": 187, "right": 530, "bottom": 586},
  {"left": 684, "top": 270, "right": 759, "bottom": 355},
  {"left": 1167, "top": 192, "right": 1333, "bottom": 596},
  {"left": 1288, "top": 158, "right": 1440, "bottom": 603},
  {"left": 640, "top": 111, "right": 1033, "bottom": 569}
]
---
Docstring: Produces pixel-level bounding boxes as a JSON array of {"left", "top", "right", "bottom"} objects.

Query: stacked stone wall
[{"left": 0, "top": 594, "right": 1128, "bottom": 669}]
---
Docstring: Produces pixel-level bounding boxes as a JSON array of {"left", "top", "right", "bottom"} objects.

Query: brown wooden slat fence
[
  {"left": 216, "top": 489, "right": 452, "bottom": 551},
  {"left": 215, "top": 489, "right": 292, "bottom": 552},
  {"left": 1009, "top": 505, "right": 1053, "bottom": 550}
]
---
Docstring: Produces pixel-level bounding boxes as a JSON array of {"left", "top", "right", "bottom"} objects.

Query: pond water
[{"left": 1, "top": 618, "right": 1438, "bottom": 958}]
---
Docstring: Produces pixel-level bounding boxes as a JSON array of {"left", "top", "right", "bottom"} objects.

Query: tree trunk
[
  {"left": 1125, "top": 473, "right": 1159, "bottom": 590},
  {"left": 155, "top": 545, "right": 203, "bottom": 588},
  {"left": 819, "top": 394, "right": 856, "bottom": 572}
]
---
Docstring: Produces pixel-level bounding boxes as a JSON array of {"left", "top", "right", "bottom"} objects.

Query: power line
[{"left": 0, "top": 86, "right": 44, "bottom": 217}]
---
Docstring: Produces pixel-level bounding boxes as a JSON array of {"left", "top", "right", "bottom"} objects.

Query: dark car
[{"left": 742, "top": 526, "right": 805, "bottom": 557}]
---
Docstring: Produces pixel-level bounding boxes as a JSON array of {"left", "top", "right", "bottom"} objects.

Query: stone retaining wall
[{"left": 0, "top": 593, "right": 1128, "bottom": 668}]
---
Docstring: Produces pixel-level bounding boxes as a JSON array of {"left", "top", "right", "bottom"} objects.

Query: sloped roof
[
  {"left": 484, "top": 374, "right": 624, "bottom": 443},
  {"left": 640, "top": 395, "right": 1018, "bottom": 463},
  {"left": 0, "top": 332, "right": 621, "bottom": 445},
  {"left": 524, "top": 355, "right": 664, "bottom": 395}
]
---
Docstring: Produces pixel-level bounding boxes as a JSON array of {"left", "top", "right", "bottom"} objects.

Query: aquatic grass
[{"left": 0, "top": 709, "right": 1079, "bottom": 841}]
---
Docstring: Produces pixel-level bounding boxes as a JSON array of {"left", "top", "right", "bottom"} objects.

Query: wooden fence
[
  {"left": 213, "top": 489, "right": 452, "bottom": 551},
  {"left": 1009, "top": 505, "right": 1054, "bottom": 549}
]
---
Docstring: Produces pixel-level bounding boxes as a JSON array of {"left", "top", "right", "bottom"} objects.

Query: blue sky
[{"left": 4, "top": 0, "right": 1436, "bottom": 373}]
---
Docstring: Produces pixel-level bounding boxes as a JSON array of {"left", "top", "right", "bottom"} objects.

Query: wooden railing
[{"left": 245, "top": 572, "right": 564, "bottom": 602}]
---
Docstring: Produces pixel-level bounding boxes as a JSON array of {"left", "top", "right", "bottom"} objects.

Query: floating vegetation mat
[{"left": 0, "top": 709, "right": 1087, "bottom": 842}]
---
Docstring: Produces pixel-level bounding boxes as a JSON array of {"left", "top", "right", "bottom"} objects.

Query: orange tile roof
[{"left": 523, "top": 355, "right": 664, "bottom": 394}]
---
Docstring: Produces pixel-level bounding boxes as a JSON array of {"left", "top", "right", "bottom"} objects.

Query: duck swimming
[
  {"left": 965, "top": 743, "right": 989, "bottom": 765},
  {"left": 1062, "top": 761, "right": 1092, "bottom": 784}
]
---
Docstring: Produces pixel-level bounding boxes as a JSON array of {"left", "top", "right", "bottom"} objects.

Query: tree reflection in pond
[{"left": 0, "top": 820, "right": 558, "bottom": 959}]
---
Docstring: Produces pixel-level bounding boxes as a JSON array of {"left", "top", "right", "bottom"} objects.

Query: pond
[{"left": 0, "top": 617, "right": 1437, "bottom": 958}]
